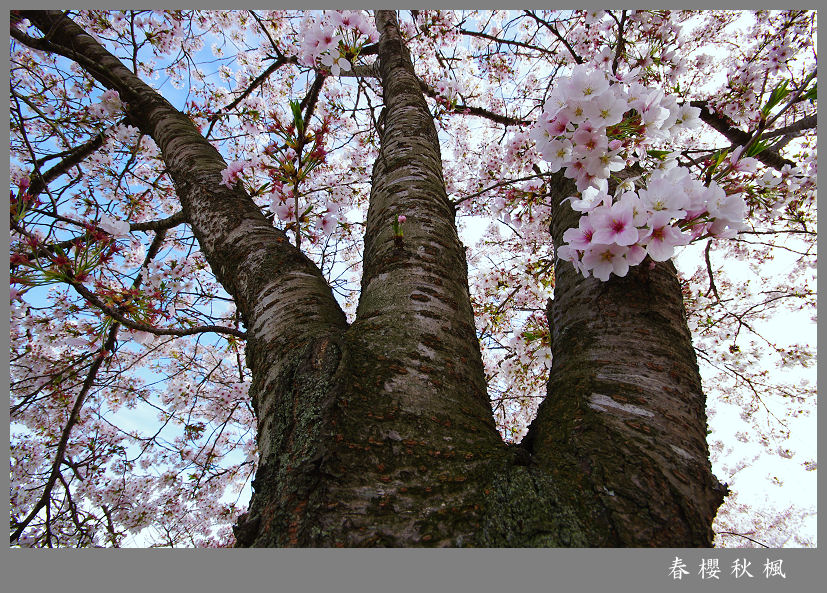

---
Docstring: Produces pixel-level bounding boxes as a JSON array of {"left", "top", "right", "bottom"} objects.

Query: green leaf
[
  {"left": 289, "top": 99, "right": 304, "bottom": 135},
  {"left": 761, "top": 79, "right": 790, "bottom": 116},
  {"left": 704, "top": 148, "right": 729, "bottom": 176},
  {"left": 802, "top": 82, "right": 816, "bottom": 104},
  {"left": 251, "top": 182, "right": 270, "bottom": 196},
  {"left": 646, "top": 149, "right": 671, "bottom": 160},
  {"left": 745, "top": 138, "right": 772, "bottom": 157},
  {"left": 522, "top": 330, "right": 542, "bottom": 342}
]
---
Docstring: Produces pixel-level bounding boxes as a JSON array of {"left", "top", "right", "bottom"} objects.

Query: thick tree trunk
[
  {"left": 21, "top": 10, "right": 726, "bottom": 547},
  {"left": 235, "top": 10, "right": 515, "bottom": 547},
  {"left": 521, "top": 172, "right": 728, "bottom": 546}
]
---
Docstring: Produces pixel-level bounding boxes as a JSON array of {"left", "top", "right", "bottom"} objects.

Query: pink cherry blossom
[
  {"left": 637, "top": 172, "right": 689, "bottom": 218},
  {"left": 220, "top": 160, "right": 246, "bottom": 188},
  {"left": 321, "top": 52, "right": 351, "bottom": 76},
  {"left": 642, "top": 211, "right": 690, "bottom": 261},
  {"left": 562, "top": 215, "right": 596, "bottom": 250},
  {"left": 583, "top": 88, "right": 628, "bottom": 127},
  {"left": 539, "top": 138, "right": 573, "bottom": 173},
  {"left": 275, "top": 202, "right": 295, "bottom": 222},
  {"left": 98, "top": 213, "right": 131, "bottom": 238},
  {"left": 572, "top": 123, "right": 607, "bottom": 156},
  {"left": 8, "top": 9, "right": 815, "bottom": 550},
  {"left": 563, "top": 64, "right": 610, "bottom": 99},
  {"left": 317, "top": 214, "right": 337, "bottom": 235},
  {"left": 582, "top": 243, "right": 630, "bottom": 281},
  {"left": 589, "top": 200, "right": 640, "bottom": 246},
  {"left": 566, "top": 186, "right": 609, "bottom": 212},
  {"left": 555, "top": 243, "right": 586, "bottom": 276},
  {"left": 547, "top": 113, "right": 570, "bottom": 136}
]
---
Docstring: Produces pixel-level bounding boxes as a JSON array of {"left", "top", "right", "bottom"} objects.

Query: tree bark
[
  {"left": 521, "top": 172, "right": 728, "bottom": 546},
  {"left": 19, "top": 10, "right": 726, "bottom": 547}
]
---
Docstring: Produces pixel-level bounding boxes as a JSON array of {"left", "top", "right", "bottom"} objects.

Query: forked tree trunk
[{"left": 21, "top": 10, "right": 725, "bottom": 547}]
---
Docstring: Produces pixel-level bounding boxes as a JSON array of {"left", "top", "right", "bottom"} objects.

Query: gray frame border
[{"left": 3, "top": 1, "right": 822, "bottom": 592}]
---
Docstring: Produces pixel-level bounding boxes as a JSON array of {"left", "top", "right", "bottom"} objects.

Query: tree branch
[
  {"left": 128, "top": 210, "right": 187, "bottom": 232},
  {"left": 761, "top": 113, "right": 817, "bottom": 138},
  {"left": 704, "top": 241, "right": 721, "bottom": 304},
  {"left": 68, "top": 279, "right": 246, "bottom": 339},
  {"left": 418, "top": 79, "right": 530, "bottom": 126},
  {"left": 452, "top": 174, "right": 544, "bottom": 208},
  {"left": 522, "top": 10, "right": 583, "bottom": 64},
  {"left": 458, "top": 27, "right": 551, "bottom": 55},
  {"left": 691, "top": 100, "right": 797, "bottom": 171},
  {"left": 26, "top": 125, "right": 118, "bottom": 198},
  {"left": 610, "top": 10, "right": 627, "bottom": 75},
  {"left": 20, "top": 10, "right": 347, "bottom": 356},
  {"left": 11, "top": 323, "right": 119, "bottom": 545},
  {"left": 204, "top": 55, "right": 296, "bottom": 139}
]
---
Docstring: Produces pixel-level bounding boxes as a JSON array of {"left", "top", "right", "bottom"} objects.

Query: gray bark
[{"left": 522, "top": 172, "right": 728, "bottom": 546}]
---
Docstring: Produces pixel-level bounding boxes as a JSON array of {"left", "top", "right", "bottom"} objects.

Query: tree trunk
[
  {"left": 21, "top": 10, "right": 726, "bottom": 547},
  {"left": 521, "top": 173, "right": 728, "bottom": 546}
]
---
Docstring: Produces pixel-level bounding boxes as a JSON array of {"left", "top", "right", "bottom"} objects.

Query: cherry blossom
[
  {"left": 589, "top": 200, "right": 640, "bottom": 246},
  {"left": 220, "top": 160, "right": 246, "bottom": 188},
  {"left": 581, "top": 243, "right": 631, "bottom": 281},
  {"left": 98, "top": 214, "right": 131, "bottom": 238},
  {"left": 641, "top": 212, "right": 690, "bottom": 261}
]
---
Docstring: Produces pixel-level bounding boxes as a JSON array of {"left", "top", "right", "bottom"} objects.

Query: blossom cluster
[
  {"left": 556, "top": 168, "right": 747, "bottom": 281},
  {"left": 531, "top": 64, "right": 703, "bottom": 192},
  {"left": 708, "top": 11, "right": 814, "bottom": 126},
  {"left": 88, "top": 89, "right": 123, "bottom": 119},
  {"left": 435, "top": 77, "right": 460, "bottom": 103},
  {"left": 531, "top": 64, "right": 749, "bottom": 281},
  {"left": 220, "top": 160, "right": 247, "bottom": 188},
  {"left": 297, "top": 11, "right": 378, "bottom": 76}
]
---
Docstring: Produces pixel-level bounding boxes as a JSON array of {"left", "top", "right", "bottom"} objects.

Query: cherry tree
[{"left": 9, "top": 9, "right": 816, "bottom": 547}]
